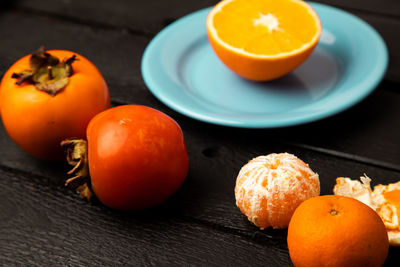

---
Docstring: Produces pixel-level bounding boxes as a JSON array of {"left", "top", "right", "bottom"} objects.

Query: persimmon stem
[
  {"left": 61, "top": 138, "right": 94, "bottom": 202},
  {"left": 65, "top": 175, "right": 82, "bottom": 186},
  {"left": 12, "top": 46, "right": 77, "bottom": 96},
  {"left": 47, "top": 66, "right": 53, "bottom": 80}
]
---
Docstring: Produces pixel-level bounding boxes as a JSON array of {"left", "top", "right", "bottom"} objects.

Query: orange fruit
[
  {"left": 287, "top": 195, "right": 389, "bottom": 267},
  {"left": 334, "top": 175, "right": 400, "bottom": 246},
  {"left": 206, "top": 0, "right": 322, "bottom": 81},
  {"left": 234, "top": 153, "right": 320, "bottom": 229}
]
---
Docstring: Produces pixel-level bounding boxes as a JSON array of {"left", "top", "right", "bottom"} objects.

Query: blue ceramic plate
[{"left": 141, "top": 2, "right": 388, "bottom": 128}]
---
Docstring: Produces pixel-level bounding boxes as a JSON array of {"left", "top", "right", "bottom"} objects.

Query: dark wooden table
[{"left": 1, "top": 0, "right": 399, "bottom": 266}]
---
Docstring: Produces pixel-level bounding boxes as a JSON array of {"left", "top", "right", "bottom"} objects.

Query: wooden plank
[
  {"left": 276, "top": 87, "right": 400, "bottom": 172},
  {"left": 317, "top": 0, "right": 400, "bottom": 17},
  {"left": 6, "top": 0, "right": 400, "bottom": 82},
  {"left": 10, "top": 0, "right": 400, "bottom": 32},
  {"left": 2, "top": 114, "right": 400, "bottom": 232},
  {"left": 0, "top": 1, "right": 399, "bottom": 266},
  {"left": 9, "top": 0, "right": 218, "bottom": 35},
  {"left": 0, "top": 10, "right": 398, "bottom": 87},
  {"left": 0, "top": 167, "right": 291, "bottom": 266},
  {"left": 352, "top": 13, "right": 400, "bottom": 83},
  {"left": 1, "top": 129, "right": 400, "bottom": 265},
  {"left": 0, "top": 12, "right": 149, "bottom": 88}
]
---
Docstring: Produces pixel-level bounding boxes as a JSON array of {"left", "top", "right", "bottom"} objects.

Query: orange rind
[{"left": 288, "top": 195, "right": 389, "bottom": 267}]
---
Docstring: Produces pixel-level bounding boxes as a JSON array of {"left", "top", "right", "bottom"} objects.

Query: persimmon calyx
[
  {"left": 12, "top": 46, "right": 78, "bottom": 96},
  {"left": 61, "top": 138, "right": 93, "bottom": 202}
]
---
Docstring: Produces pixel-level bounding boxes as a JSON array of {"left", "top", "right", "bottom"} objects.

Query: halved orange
[{"left": 206, "top": 0, "right": 322, "bottom": 81}]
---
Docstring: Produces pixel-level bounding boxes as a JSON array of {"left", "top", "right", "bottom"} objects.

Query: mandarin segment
[{"left": 235, "top": 153, "right": 320, "bottom": 229}]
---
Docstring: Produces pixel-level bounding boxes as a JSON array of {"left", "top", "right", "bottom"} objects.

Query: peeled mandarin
[{"left": 235, "top": 153, "right": 320, "bottom": 229}]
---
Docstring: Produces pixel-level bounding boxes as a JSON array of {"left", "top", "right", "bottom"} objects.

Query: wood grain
[
  {"left": 1, "top": 122, "right": 400, "bottom": 265},
  {"left": 10, "top": 0, "right": 400, "bottom": 32},
  {"left": 2, "top": 115, "right": 400, "bottom": 233},
  {"left": 317, "top": 0, "right": 400, "bottom": 17},
  {"left": 0, "top": 167, "right": 292, "bottom": 266}
]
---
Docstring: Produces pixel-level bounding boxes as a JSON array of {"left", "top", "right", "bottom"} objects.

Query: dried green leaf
[
  {"left": 76, "top": 183, "right": 94, "bottom": 202},
  {"left": 32, "top": 67, "right": 49, "bottom": 83},
  {"left": 30, "top": 46, "right": 59, "bottom": 71},
  {"left": 61, "top": 139, "right": 89, "bottom": 178},
  {"left": 12, "top": 70, "right": 34, "bottom": 85},
  {"left": 60, "top": 55, "right": 78, "bottom": 76},
  {"left": 13, "top": 46, "right": 77, "bottom": 96},
  {"left": 61, "top": 139, "right": 94, "bottom": 202},
  {"left": 51, "top": 65, "right": 69, "bottom": 80},
  {"left": 34, "top": 77, "right": 69, "bottom": 96}
]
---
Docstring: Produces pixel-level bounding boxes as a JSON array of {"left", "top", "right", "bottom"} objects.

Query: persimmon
[
  {"left": 61, "top": 105, "right": 189, "bottom": 210},
  {"left": 287, "top": 195, "right": 389, "bottom": 267},
  {"left": 0, "top": 47, "right": 110, "bottom": 161}
]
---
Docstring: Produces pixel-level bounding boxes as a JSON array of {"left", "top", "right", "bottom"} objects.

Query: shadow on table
[{"left": 385, "top": 246, "right": 400, "bottom": 266}]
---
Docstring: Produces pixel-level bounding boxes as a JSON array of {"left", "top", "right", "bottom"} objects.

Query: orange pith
[
  {"left": 383, "top": 190, "right": 400, "bottom": 226},
  {"left": 207, "top": 0, "right": 321, "bottom": 81}
]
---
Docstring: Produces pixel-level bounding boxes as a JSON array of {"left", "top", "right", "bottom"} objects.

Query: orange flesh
[
  {"left": 212, "top": 0, "right": 319, "bottom": 55},
  {"left": 383, "top": 190, "right": 400, "bottom": 220}
]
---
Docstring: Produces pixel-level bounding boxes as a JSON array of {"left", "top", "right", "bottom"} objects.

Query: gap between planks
[
  {"left": 286, "top": 142, "right": 400, "bottom": 173},
  {"left": 0, "top": 161, "right": 285, "bottom": 248},
  {"left": 8, "top": 2, "right": 400, "bottom": 39},
  {"left": 109, "top": 98, "right": 400, "bottom": 174}
]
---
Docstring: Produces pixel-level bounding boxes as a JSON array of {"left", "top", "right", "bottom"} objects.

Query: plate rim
[{"left": 141, "top": 2, "right": 388, "bottom": 128}]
